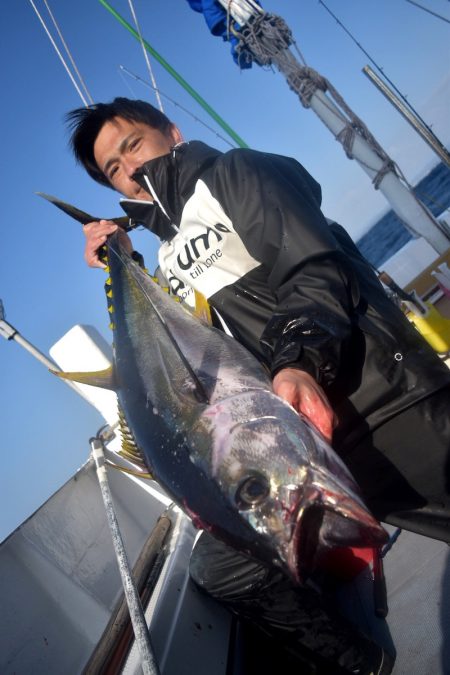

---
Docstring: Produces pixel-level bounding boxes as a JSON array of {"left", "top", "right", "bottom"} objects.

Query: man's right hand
[
  {"left": 272, "top": 368, "right": 337, "bottom": 443},
  {"left": 83, "top": 219, "right": 132, "bottom": 268}
]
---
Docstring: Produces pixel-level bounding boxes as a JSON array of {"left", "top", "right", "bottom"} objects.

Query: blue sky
[{"left": 0, "top": 0, "right": 449, "bottom": 540}]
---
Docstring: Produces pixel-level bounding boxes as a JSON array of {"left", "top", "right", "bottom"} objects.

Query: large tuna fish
[{"left": 59, "top": 230, "right": 387, "bottom": 583}]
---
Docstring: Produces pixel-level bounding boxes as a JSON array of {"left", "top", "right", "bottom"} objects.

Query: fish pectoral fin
[{"left": 50, "top": 365, "right": 116, "bottom": 390}]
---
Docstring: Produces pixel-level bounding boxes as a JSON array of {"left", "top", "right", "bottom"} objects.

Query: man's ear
[{"left": 169, "top": 124, "right": 184, "bottom": 145}]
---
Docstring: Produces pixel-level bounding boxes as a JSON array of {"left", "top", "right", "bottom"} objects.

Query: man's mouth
[{"left": 135, "top": 188, "right": 152, "bottom": 201}]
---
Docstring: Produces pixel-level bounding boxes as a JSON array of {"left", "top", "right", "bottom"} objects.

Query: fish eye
[{"left": 235, "top": 474, "right": 270, "bottom": 509}]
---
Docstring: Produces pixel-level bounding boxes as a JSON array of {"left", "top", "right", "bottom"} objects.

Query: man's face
[{"left": 93, "top": 116, "right": 182, "bottom": 200}]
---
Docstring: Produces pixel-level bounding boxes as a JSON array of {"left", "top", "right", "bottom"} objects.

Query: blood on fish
[{"left": 183, "top": 501, "right": 214, "bottom": 532}]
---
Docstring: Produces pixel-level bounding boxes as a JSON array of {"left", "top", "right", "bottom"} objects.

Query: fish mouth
[{"left": 286, "top": 485, "right": 388, "bottom": 583}]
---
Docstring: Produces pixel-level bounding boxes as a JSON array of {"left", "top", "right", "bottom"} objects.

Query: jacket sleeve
[{"left": 210, "top": 149, "right": 361, "bottom": 386}]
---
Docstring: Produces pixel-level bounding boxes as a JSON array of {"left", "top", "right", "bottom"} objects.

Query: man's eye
[
  {"left": 109, "top": 166, "right": 119, "bottom": 179},
  {"left": 129, "top": 138, "right": 141, "bottom": 152}
]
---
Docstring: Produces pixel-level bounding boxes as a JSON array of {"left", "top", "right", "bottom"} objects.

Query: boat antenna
[
  {"left": 317, "top": 0, "right": 445, "bottom": 144},
  {"left": 403, "top": 0, "right": 450, "bottom": 25},
  {"left": 127, "top": 0, "right": 164, "bottom": 112},
  {"left": 119, "top": 65, "right": 237, "bottom": 148},
  {"left": 28, "top": 0, "right": 93, "bottom": 107}
]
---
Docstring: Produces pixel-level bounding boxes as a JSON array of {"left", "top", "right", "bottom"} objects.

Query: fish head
[{"left": 205, "top": 392, "right": 387, "bottom": 583}]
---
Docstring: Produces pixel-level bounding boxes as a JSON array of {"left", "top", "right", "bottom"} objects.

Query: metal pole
[
  {"left": 363, "top": 65, "right": 450, "bottom": 170},
  {"left": 0, "top": 299, "right": 80, "bottom": 394},
  {"left": 90, "top": 436, "right": 160, "bottom": 675}
]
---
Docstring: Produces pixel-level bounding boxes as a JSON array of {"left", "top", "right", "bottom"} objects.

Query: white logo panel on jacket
[{"left": 158, "top": 179, "right": 260, "bottom": 307}]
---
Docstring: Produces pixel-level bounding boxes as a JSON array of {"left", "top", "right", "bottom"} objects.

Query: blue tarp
[{"left": 185, "top": 0, "right": 262, "bottom": 68}]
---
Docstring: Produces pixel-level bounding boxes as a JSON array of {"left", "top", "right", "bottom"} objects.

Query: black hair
[{"left": 66, "top": 97, "right": 173, "bottom": 187}]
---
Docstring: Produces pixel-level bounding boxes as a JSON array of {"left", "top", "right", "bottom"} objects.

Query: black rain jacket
[{"left": 122, "top": 141, "right": 450, "bottom": 454}]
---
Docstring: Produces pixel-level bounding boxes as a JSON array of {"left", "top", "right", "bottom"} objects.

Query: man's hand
[
  {"left": 272, "top": 368, "right": 337, "bottom": 442},
  {"left": 83, "top": 219, "right": 132, "bottom": 268}
]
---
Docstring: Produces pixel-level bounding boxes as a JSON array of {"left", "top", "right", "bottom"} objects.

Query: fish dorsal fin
[
  {"left": 37, "top": 192, "right": 130, "bottom": 229},
  {"left": 50, "top": 365, "right": 116, "bottom": 390}
]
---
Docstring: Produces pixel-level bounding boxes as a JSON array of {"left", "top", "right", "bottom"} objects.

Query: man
[
  {"left": 74, "top": 105, "right": 336, "bottom": 443},
  {"left": 67, "top": 97, "right": 449, "bottom": 672}
]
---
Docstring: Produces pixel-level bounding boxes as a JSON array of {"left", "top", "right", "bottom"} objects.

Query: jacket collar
[
  {"left": 119, "top": 197, "right": 174, "bottom": 240},
  {"left": 121, "top": 141, "right": 222, "bottom": 240}
]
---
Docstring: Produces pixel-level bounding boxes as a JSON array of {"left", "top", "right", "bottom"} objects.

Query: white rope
[
  {"left": 42, "top": 0, "right": 94, "bottom": 105},
  {"left": 28, "top": 0, "right": 90, "bottom": 107},
  {"left": 127, "top": 0, "right": 164, "bottom": 113}
]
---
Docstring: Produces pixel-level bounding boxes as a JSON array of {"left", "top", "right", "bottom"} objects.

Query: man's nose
[{"left": 123, "top": 156, "right": 142, "bottom": 178}]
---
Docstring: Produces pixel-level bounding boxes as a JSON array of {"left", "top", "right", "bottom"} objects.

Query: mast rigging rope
[
  {"left": 404, "top": 0, "right": 450, "bottom": 24},
  {"left": 28, "top": 0, "right": 92, "bottom": 107},
  {"left": 127, "top": 0, "right": 165, "bottom": 112},
  {"left": 42, "top": 0, "right": 94, "bottom": 105}
]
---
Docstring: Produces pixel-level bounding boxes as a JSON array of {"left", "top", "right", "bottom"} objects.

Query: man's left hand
[{"left": 272, "top": 368, "right": 337, "bottom": 443}]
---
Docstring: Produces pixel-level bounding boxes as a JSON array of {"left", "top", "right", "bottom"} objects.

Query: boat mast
[{"left": 218, "top": 0, "right": 449, "bottom": 254}]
